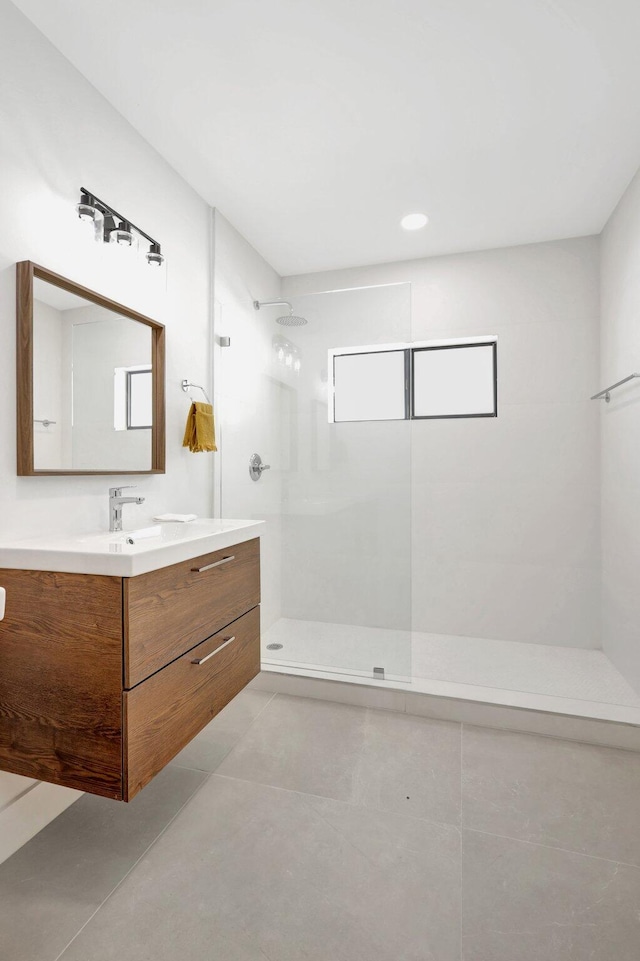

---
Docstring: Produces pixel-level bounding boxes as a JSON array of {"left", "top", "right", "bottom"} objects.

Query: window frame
[
  {"left": 126, "top": 367, "right": 153, "bottom": 431},
  {"left": 410, "top": 340, "right": 498, "bottom": 420},
  {"left": 328, "top": 337, "right": 498, "bottom": 424},
  {"left": 330, "top": 347, "right": 411, "bottom": 424}
]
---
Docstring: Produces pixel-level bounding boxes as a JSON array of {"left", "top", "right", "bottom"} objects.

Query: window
[
  {"left": 126, "top": 369, "right": 153, "bottom": 429},
  {"left": 330, "top": 339, "right": 497, "bottom": 422},
  {"left": 412, "top": 342, "right": 497, "bottom": 419},
  {"left": 333, "top": 350, "right": 408, "bottom": 423},
  {"left": 114, "top": 365, "right": 152, "bottom": 431}
]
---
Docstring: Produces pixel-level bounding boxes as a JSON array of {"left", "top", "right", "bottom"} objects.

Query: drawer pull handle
[
  {"left": 191, "top": 635, "right": 236, "bottom": 665},
  {"left": 191, "top": 555, "right": 235, "bottom": 573}
]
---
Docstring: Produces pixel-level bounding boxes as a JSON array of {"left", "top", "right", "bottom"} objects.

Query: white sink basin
[{"left": 0, "top": 519, "right": 264, "bottom": 577}]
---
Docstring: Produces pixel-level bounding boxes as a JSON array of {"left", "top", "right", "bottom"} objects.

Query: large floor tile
[
  {"left": 353, "top": 710, "right": 461, "bottom": 825},
  {"left": 462, "top": 725, "right": 640, "bottom": 864},
  {"left": 0, "top": 765, "right": 206, "bottom": 961},
  {"left": 218, "top": 694, "right": 461, "bottom": 824},
  {"left": 59, "top": 775, "right": 461, "bottom": 961},
  {"left": 216, "top": 694, "right": 368, "bottom": 801},
  {"left": 462, "top": 829, "right": 640, "bottom": 961},
  {"left": 172, "top": 689, "right": 274, "bottom": 772}
]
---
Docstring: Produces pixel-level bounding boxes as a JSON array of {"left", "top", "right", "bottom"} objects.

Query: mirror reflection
[{"left": 32, "top": 278, "right": 152, "bottom": 471}]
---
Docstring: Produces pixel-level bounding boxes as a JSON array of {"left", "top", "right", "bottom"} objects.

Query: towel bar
[{"left": 591, "top": 373, "right": 640, "bottom": 403}]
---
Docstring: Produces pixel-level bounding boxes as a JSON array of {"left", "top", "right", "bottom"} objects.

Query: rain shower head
[
  {"left": 276, "top": 312, "right": 307, "bottom": 327},
  {"left": 253, "top": 299, "right": 308, "bottom": 326}
]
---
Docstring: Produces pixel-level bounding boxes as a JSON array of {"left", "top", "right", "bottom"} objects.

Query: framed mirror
[{"left": 16, "top": 261, "right": 165, "bottom": 475}]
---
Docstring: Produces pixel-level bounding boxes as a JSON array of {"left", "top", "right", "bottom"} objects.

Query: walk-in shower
[{"left": 219, "top": 271, "right": 640, "bottom": 730}]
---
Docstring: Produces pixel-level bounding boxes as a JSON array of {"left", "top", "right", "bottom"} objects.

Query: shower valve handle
[{"left": 249, "top": 453, "right": 270, "bottom": 481}]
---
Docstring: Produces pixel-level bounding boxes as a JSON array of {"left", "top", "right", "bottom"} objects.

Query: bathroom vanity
[{"left": 0, "top": 521, "right": 262, "bottom": 801}]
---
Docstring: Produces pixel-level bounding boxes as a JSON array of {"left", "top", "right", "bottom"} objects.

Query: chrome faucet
[{"left": 109, "top": 486, "right": 145, "bottom": 533}]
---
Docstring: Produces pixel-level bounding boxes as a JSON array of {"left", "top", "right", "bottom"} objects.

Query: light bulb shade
[
  {"left": 76, "top": 202, "right": 104, "bottom": 241},
  {"left": 146, "top": 243, "right": 164, "bottom": 266},
  {"left": 109, "top": 222, "right": 137, "bottom": 248},
  {"left": 76, "top": 202, "right": 97, "bottom": 222}
]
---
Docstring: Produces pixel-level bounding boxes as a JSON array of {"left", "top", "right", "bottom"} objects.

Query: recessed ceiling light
[{"left": 401, "top": 213, "right": 428, "bottom": 231}]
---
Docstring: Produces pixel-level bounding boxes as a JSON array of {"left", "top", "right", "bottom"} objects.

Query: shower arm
[{"left": 253, "top": 300, "right": 293, "bottom": 312}]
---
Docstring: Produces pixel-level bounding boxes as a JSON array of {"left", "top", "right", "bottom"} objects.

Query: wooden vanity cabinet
[{"left": 0, "top": 537, "right": 260, "bottom": 801}]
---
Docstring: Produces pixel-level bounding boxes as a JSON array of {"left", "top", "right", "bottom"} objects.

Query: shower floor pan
[{"left": 260, "top": 618, "right": 640, "bottom": 744}]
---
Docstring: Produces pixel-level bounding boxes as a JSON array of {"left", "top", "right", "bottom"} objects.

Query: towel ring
[{"left": 181, "top": 379, "right": 211, "bottom": 404}]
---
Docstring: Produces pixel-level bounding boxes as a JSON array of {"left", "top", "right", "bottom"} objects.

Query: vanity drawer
[
  {"left": 123, "top": 605, "right": 260, "bottom": 799},
  {"left": 124, "top": 537, "right": 260, "bottom": 687}
]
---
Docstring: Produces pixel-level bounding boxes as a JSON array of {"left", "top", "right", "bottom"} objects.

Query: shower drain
[{"left": 266, "top": 643, "right": 284, "bottom": 651}]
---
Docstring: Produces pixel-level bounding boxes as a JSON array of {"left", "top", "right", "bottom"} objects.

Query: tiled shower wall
[{"left": 283, "top": 236, "right": 601, "bottom": 650}]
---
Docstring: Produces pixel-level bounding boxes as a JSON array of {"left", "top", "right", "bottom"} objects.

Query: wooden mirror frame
[{"left": 16, "top": 261, "right": 166, "bottom": 476}]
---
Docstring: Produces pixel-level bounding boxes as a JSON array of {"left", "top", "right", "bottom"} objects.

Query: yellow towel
[{"left": 182, "top": 402, "right": 217, "bottom": 453}]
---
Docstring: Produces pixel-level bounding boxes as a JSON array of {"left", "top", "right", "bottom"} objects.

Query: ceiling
[{"left": 12, "top": 0, "right": 640, "bottom": 275}]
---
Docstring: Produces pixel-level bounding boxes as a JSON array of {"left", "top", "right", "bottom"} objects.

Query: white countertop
[{"left": 0, "top": 519, "right": 264, "bottom": 577}]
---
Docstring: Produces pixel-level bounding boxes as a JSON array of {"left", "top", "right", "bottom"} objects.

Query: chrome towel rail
[{"left": 591, "top": 373, "right": 640, "bottom": 403}]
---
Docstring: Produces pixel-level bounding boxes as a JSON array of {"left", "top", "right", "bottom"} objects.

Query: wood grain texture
[
  {"left": 0, "top": 540, "right": 261, "bottom": 801},
  {"left": 124, "top": 606, "right": 260, "bottom": 800},
  {"left": 16, "top": 261, "right": 34, "bottom": 476},
  {"left": 152, "top": 324, "right": 166, "bottom": 472},
  {"left": 15, "top": 260, "right": 166, "bottom": 476},
  {"left": 24, "top": 262, "right": 164, "bottom": 328},
  {"left": 124, "top": 537, "right": 260, "bottom": 688},
  {"left": 0, "top": 568, "right": 124, "bottom": 799}
]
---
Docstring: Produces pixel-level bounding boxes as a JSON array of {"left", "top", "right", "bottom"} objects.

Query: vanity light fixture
[
  {"left": 401, "top": 212, "right": 428, "bottom": 230},
  {"left": 75, "top": 188, "right": 164, "bottom": 267}
]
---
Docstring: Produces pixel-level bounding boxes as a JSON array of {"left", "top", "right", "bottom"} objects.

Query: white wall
[
  {"left": 284, "top": 236, "right": 601, "bottom": 649},
  {"left": 600, "top": 165, "right": 640, "bottom": 694},
  {"left": 212, "top": 210, "right": 283, "bottom": 632},
  {"left": 32, "top": 300, "right": 64, "bottom": 469},
  {"left": 0, "top": 1, "right": 213, "bottom": 861}
]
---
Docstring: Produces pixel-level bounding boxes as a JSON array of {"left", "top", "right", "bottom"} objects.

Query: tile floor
[{"left": 1, "top": 690, "right": 639, "bottom": 961}]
